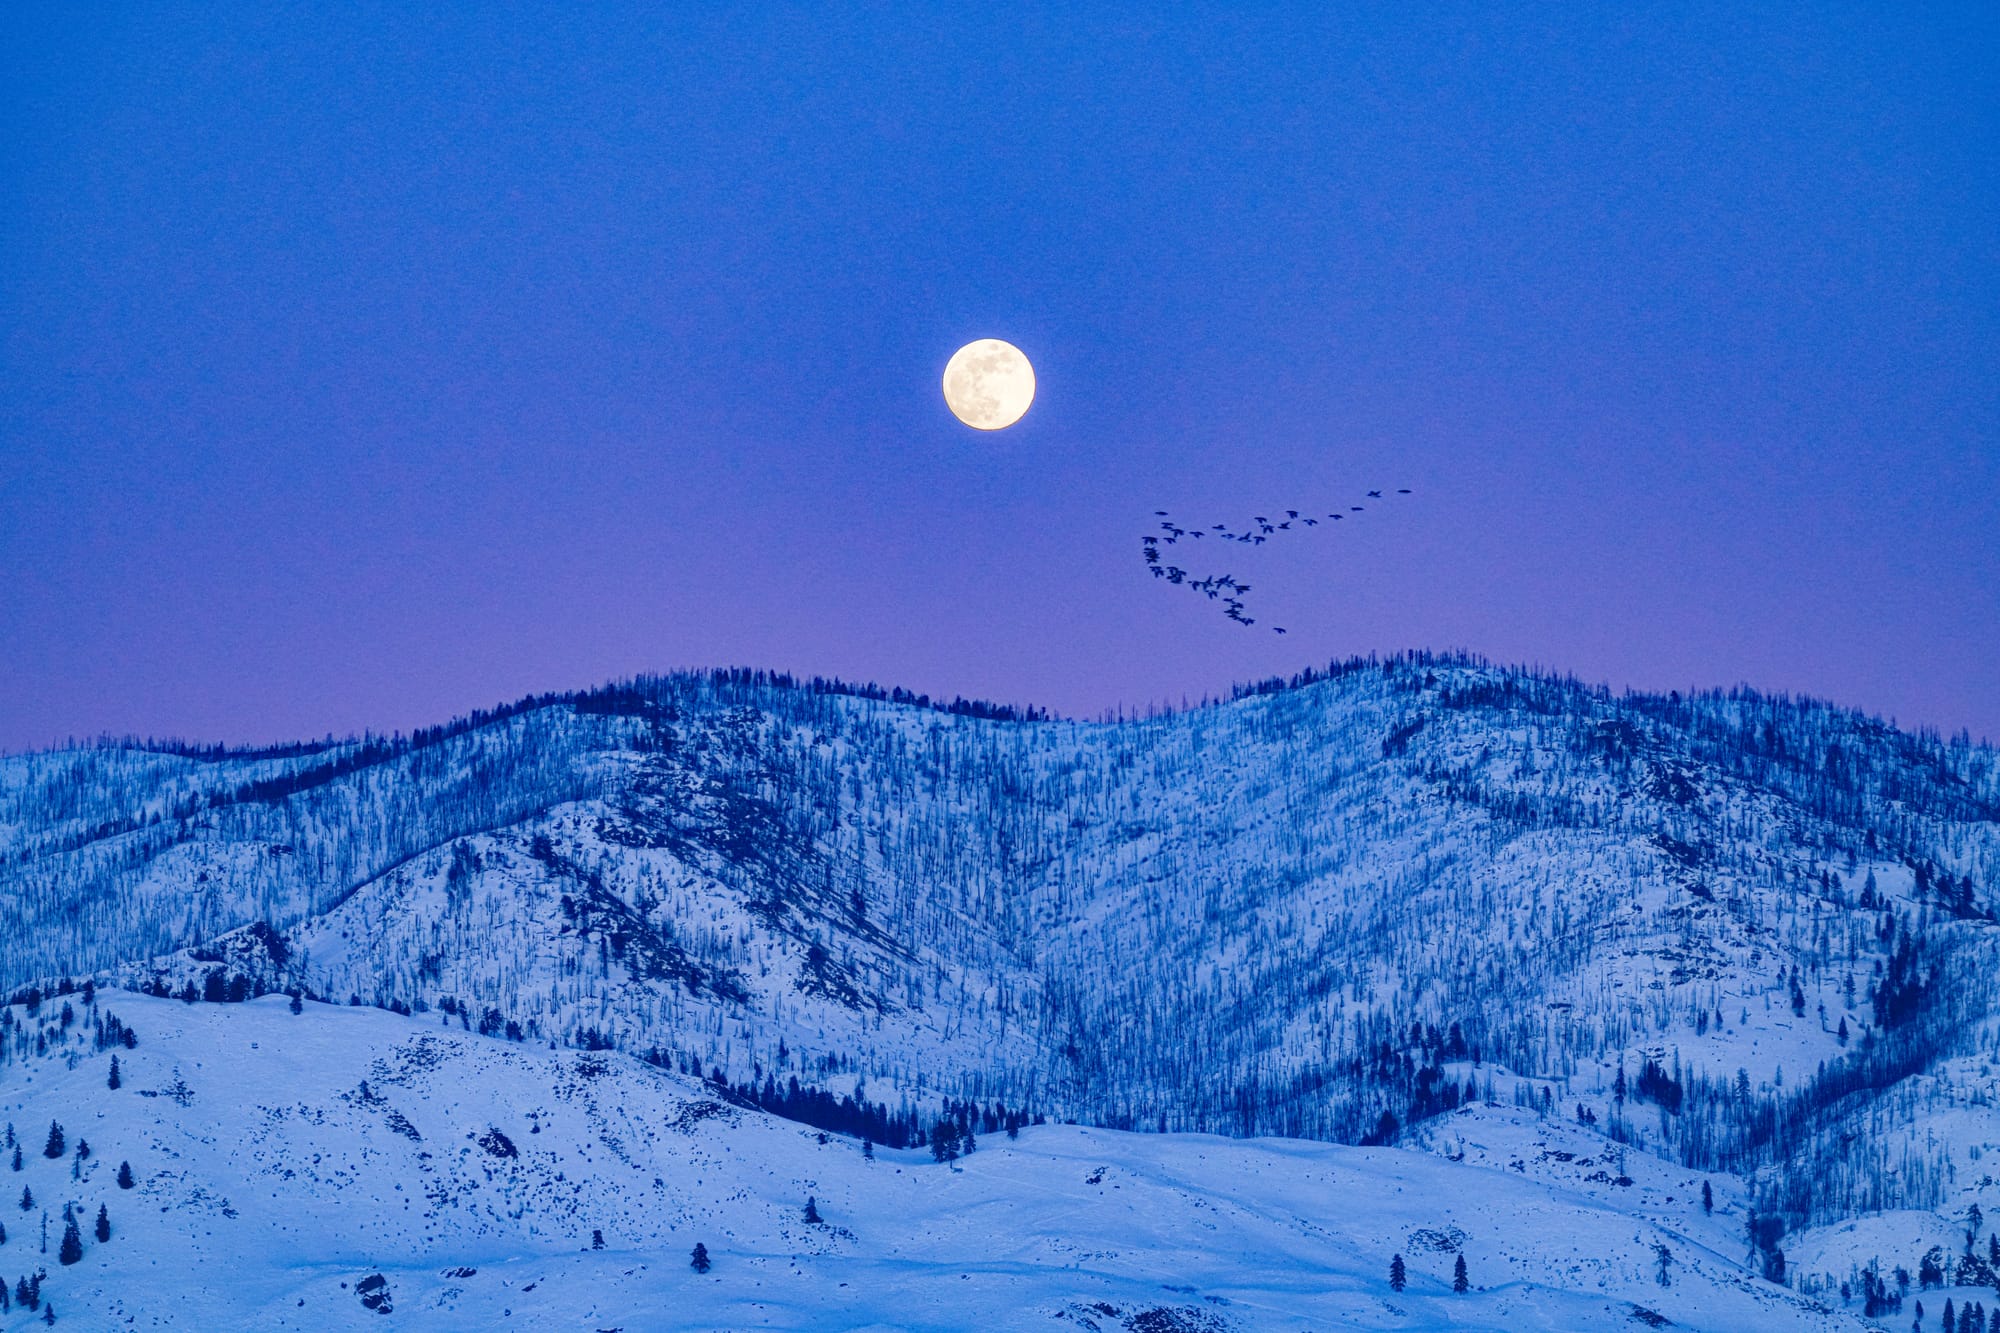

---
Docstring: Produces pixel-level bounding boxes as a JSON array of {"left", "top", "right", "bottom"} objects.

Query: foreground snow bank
[{"left": 0, "top": 991, "right": 1863, "bottom": 1330}]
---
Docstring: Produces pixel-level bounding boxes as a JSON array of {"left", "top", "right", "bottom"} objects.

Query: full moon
[{"left": 942, "top": 339, "right": 1035, "bottom": 430}]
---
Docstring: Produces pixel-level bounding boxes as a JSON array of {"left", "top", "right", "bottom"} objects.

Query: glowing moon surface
[{"left": 942, "top": 339, "right": 1035, "bottom": 430}]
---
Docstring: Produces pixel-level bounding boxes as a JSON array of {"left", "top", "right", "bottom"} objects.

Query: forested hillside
[{"left": 5, "top": 653, "right": 1998, "bottom": 1288}]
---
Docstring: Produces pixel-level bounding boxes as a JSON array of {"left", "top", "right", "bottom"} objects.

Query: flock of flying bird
[{"left": 1143, "top": 486, "right": 1415, "bottom": 633}]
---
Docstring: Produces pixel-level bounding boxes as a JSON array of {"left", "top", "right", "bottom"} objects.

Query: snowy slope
[
  {"left": 4, "top": 655, "right": 2000, "bottom": 1319},
  {"left": 0, "top": 990, "right": 1862, "bottom": 1332}
]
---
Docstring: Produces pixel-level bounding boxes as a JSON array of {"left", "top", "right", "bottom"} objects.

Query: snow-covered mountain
[
  {"left": 0, "top": 990, "right": 1870, "bottom": 1330},
  {"left": 4, "top": 652, "right": 1999, "bottom": 1324}
]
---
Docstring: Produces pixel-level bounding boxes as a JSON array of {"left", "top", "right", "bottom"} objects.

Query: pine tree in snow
[
  {"left": 1389, "top": 1253, "right": 1406, "bottom": 1292},
  {"left": 690, "top": 1242, "right": 711, "bottom": 1273},
  {"left": 57, "top": 1216, "right": 80, "bottom": 1266},
  {"left": 930, "top": 1121, "right": 960, "bottom": 1164}
]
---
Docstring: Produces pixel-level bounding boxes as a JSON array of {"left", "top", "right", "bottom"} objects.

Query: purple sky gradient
[{"left": 3, "top": 5, "right": 1996, "bottom": 751}]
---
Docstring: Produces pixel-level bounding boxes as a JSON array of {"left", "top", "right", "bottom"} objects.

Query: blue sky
[{"left": 3, "top": 4, "right": 1995, "bottom": 746}]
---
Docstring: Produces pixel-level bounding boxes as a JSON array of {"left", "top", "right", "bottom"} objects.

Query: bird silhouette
[{"left": 1139, "top": 484, "right": 1414, "bottom": 631}]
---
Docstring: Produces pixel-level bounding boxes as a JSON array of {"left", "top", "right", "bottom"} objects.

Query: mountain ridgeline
[{"left": 5, "top": 654, "right": 1998, "bottom": 1243}]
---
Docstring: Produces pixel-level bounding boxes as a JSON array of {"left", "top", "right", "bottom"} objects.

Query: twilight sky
[{"left": 3, "top": 5, "right": 1995, "bottom": 751}]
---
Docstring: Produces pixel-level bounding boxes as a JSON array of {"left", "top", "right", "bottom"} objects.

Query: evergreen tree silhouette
[
  {"left": 106, "top": 1057, "right": 119, "bottom": 1091},
  {"left": 116, "top": 1162, "right": 134, "bottom": 1190},
  {"left": 57, "top": 1217, "right": 81, "bottom": 1266},
  {"left": 690, "top": 1242, "right": 711, "bottom": 1273},
  {"left": 804, "top": 1196, "right": 822, "bottom": 1224},
  {"left": 40, "top": 1124, "right": 61, "bottom": 1161},
  {"left": 930, "top": 1121, "right": 960, "bottom": 1164},
  {"left": 1701, "top": 1180, "right": 1713, "bottom": 1214},
  {"left": 93, "top": 1206, "right": 108, "bottom": 1244},
  {"left": 1389, "top": 1253, "right": 1406, "bottom": 1292},
  {"left": 1453, "top": 1254, "right": 1468, "bottom": 1293}
]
